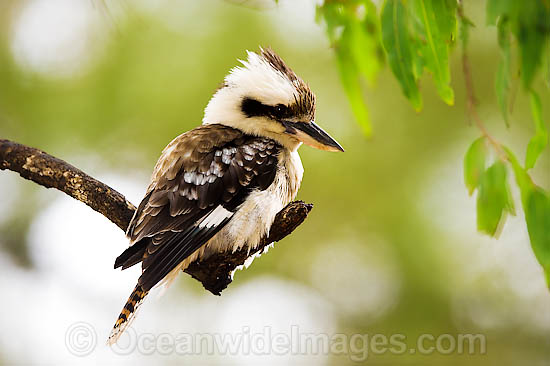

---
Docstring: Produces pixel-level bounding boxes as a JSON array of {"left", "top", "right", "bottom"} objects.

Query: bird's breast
[{"left": 201, "top": 148, "right": 303, "bottom": 257}]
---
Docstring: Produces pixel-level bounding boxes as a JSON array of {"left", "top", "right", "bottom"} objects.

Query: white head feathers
[
  {"left": 202, "top": 48, "right": 315, "bottom": 150},
  {"left": 223, "top": 50, "right": 298, "bottom": 106},
  {"left": 203, "top": 48, "right": 313, "bottom": 121}
]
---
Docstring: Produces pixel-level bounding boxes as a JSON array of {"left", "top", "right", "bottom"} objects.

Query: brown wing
[{"left": 114, "top": 124, "right": 281, "bottom": 291}]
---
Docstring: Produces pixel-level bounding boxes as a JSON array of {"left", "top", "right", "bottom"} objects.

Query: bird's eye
[{"left": 274, "top": 104, "right": 285, "bottom": 116}]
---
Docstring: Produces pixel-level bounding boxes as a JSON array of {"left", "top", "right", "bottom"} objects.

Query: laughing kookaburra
[{"left": 108, "top": 48, "right": 343, "bottom": 344}]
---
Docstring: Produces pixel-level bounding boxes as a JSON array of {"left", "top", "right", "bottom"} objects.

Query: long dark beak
[{"left": 285, "top": 121, "right": 344, "bottom": 152}]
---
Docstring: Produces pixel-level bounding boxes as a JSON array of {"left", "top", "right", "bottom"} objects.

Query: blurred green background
[{"left": 0, "top": 0, "right": 549, "bottom": 365}]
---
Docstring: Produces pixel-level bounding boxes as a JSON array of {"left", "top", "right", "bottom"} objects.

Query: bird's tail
[{"left": 107, "top": 284, "right": 149, "bottom": 345}]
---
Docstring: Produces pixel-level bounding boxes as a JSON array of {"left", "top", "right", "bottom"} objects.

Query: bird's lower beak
[{"left": 286, "top": 121, "right": 344, "bottom": 152}]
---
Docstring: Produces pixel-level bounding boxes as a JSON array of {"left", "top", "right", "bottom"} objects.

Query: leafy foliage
[
  {"left": 319, "top": 0, "right": 457, "bottom": 117},
  {"left": 507, "top": 149, "right": 550, "bottom": 285},
  {"left": 525, "top": 91, "right": 548, "bottom": 170},
  {"left": 380, "top": 0, "right": 422, "bottom": 111},
  {"left": 412, "top": 0, "right": 456, "bottom": 105},
  {"left": 495, "top": 17, "right": 512, "bottom": 125},
  {"left": 317, "top": 0, "right": 550, "bottom": 287},
  {"left": 316, "top": 0, "right": 384, "bottom": 136},
  {"left": 525, "top": 189, "right": 550, "bottom": 285},
  {"left": 476, "top": 161, "right": 514, "bottom": 237},
  {"left": 487, "top": 0, "right": 550, "bottom": 89},
  {"left": 464, "top": 137, "right": 487, "bottom": 196}
]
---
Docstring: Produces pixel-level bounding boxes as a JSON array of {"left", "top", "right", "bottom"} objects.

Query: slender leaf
[
  {"left": 517, "top": 22, "right": 546, "bottom": 89},
  {"left": 486, "top": 0, "right": 515, "bottom": 25},
  {"left": 486, "top": 0, "right": 500, "bottom": 25},
  {"left": 317, "top": 3, "right": 345, "bottom": 43},
  {"left": 525, "top": 188, "right": 550, "bottom": 286},
  {"left": 318, "top": 1, "right": 380, "bottom": 136},
  {"left": 335, "top": 29, "right": 372, "bottom": 136},
  {"left": 414, "top": 0, "right": 455, "bottom": 105},
  {"left": 505, "top": 147, "right": 532, "bottom": 202},
  {"left": 464, "top": 137, "right": 487, "bottom": 195},
  {"left": 514, "top": 1, "right": 549, "bottom": 89},
  {"left": 316, "top": 0, "right": 381, "bottom": 136},
  {"left": 495, "top": 17, "right": 511, "bottom": 125},
  {"left": 381, "top": 0, "right": 422, "bottom": 111},
  {"left": 486, "top": 0, "right": 550, "bottom": 89},
  {"left": 351, "top": 2, "right": 383, "bottom": 85},
  {"left": 525, "top": 91, "right": 548, "bottom": 169},
  {"left": 505, "top": 147, "right": 550, "bottom": 286},
  {"left": 476, "top": 161, "right": 514, "bottom": 237},
  {"left": 433, "top": 0, "right": 457, "bottom": 37}
]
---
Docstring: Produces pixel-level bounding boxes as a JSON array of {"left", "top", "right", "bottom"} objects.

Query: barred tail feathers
[{"left": 107, "top": 284, "right": 148, "bottom": 345}]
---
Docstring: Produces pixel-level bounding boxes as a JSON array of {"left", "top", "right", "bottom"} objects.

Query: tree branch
[
  {"left": 0, "top": 139, "right": 312, "bottom": 295},
  {"left": 0, "top": 139, "right": 136, "bottom": 231}
]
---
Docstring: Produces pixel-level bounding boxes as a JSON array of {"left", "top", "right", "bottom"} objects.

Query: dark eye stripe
[
  {"left": 241, "top": 98, "right": 268, "bottom": 118},
  {"left": 241, "top": 97, "right": 289, "bottom": 120}
]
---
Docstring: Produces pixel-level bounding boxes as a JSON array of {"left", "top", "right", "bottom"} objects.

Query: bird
[{"left": 108, "top": 48, "right": 343, "bottom": 344}]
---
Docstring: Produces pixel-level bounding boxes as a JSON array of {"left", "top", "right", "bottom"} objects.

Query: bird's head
[{"left": 203, "top": 48, "right": 344, "bottom": 152}]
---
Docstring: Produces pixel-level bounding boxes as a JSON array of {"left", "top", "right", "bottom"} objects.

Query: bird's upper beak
[{"left": 283, "top": 121, "right": 344, "bottom": 152}]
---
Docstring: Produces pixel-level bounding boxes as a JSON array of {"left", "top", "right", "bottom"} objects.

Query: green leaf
[
  {"left": 524, "top": 188, "right": 550, "bottom": 287},
  {"left": 485, "top": 0, "right": 498, "bottom": 25},
  {"left": 486, "top": 0, "right": 515, "bottom": 25},
  {"left": 381, "top": 0, "right": 422, "bottom": 111},
  {"left": 433, "top": 0, "right": 457, "bottom": 37},
  {"left": 525, "top": 91, "right": 548, "bottom": 169},
  {"left": 464, "top": 137, "right": 487, "bottom": 195},
  {"left": 517, "top": 25, "right": 546, "bottom": 89},
  {"left": 350, "top": 2, "right": 383, "bottom": 85},
  {"left": 486, "top": 0, "right": 550, "bottom": 90},
  {"left": 414, "top": 0, "right": 455, "bottom": 105},
  {"left": 360, "top": 0, "right": 385, "bottom": 83},
  {"left": 506, "top": 146, "right": 550, "bottom": 286},
  {"left": 514, "top": 2, "right": 549, "bottom": 89},
  {"left": 318, "top": 2, "right": 376, "bottom": 136},
  {"left": 476, "top": 161, "right": 514, "bottom": 237},
  {"left": 505, "top": 146, "right": 533, "bottom": 202},
  {"left": 317, "top": 3, "right": 346, "bottom": 44},
  {"left": 335, "top": 30, "right": 372, "bottom": 136},
  {"left": 495, "top": 17, "right": 511, "bottom": 125}
]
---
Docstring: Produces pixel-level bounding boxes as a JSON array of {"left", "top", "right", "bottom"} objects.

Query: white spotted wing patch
[{"left": 198, "top": 205, "right": 234, "bottom": 229}]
